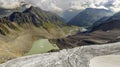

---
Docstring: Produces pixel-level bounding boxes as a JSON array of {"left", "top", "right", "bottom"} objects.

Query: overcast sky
[{"left": 0, "top": 0, "right": 120, "bottom": 12}]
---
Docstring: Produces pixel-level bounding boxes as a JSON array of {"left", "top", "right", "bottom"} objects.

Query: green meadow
[{"left": 26, "top": 39, "right": 59, "bottom": 55}]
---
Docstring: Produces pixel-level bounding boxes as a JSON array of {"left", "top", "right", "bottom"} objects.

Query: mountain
[
  {"left": 51, "top": 12, "right": 120, "bottom": 50},
  {"left": 3, "top": 6, "right": 64, "bottom": 27},
  {"left": 68, "top": 8, "right": 113, "bottom": 28},
  {"left": 92, "top": 16, "right": 110, "bottom": 27},
  {"left": 92, "top": 12, "right": 120, "bottom": 31},
  {"left": 0, "top": 6, "right": 81, "bottom": 63},
  {"left": 61, "top": 9, "right": 82, "bottom": 22},
  {"left": 0, "top": 5, "right": 119, "bottom": 64},
  {"left": 0, "top": 6, "right": 67, "bottom": 35}
]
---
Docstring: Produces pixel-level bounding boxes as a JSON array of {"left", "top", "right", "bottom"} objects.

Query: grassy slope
[
  {"left": 0, "top": 22, "right": 80, "bottom": 63},
  {"left": 26, "top": 39, "right": 59, "bottom": 55}
]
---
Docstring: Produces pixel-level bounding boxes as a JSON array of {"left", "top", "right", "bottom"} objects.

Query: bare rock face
[{"left": 0, "top": 42, "right": 120, "bottom": 67}]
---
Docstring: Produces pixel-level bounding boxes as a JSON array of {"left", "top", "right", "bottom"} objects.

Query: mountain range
[
  {"left": 0, "top": 4, "right": 120, "bottom": 64},
  {"left": 52, "top": 10, "right": 120, "bottom": 49},
  {"left": 0, "top": 6, "right": 67, "bottom": 36},
  {"left": 68, "top": 8, "right": 113, "bottom": 28}
]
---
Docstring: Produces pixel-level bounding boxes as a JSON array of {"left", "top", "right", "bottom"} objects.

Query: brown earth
[{"left": 51, "top": 30, "right": 120, "bottom": 49}]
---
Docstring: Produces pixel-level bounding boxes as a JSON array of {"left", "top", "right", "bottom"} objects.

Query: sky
[{"left": 0, "top": 0, "right": 120, "bottom": 13}]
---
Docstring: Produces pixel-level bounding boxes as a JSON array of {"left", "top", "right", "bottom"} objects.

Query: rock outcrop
[{"left": 0, "top": 42, "right": 120, "bottom": 67}]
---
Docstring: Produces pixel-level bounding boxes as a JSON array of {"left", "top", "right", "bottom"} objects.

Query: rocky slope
[
  {"left": 3, "top": 6, "right": 64, "bottom": 26},
  {"left": 0, "top": 6, "right": 80, "bottom": 63},
  {"left": 0, "top": 6, "right": 66, "bottom": 35},
  {"left": 0, "top": 42, "right": 120, "bottom": 67},
  {"left": 92, "top": 12, "right": 120, "bottom": 31}
]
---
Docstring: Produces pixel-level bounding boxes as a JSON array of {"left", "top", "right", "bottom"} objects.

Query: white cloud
[
  {"left": 88, "top": 4, "right": 109, "bottom": 10},
  {"left": 106, "top": 0, "right": 120, "bottom": 12},
  {"left": 26, "top": 0, "right": 120, "bottom": 12},
  {"left": 40, "top": 0, "right": 47, "bottom": 3},
  {"left": 109, "top": 7, "right": 120, "bottom": 12},
  {"left": 0, "top": 0, "right": 120, "bottom": 14},
  {"left": 0, "top": 0, "right": 23, "bottom": 9},
  {"left": 49, "top": 3, "right": 63, "bottom": 12}
]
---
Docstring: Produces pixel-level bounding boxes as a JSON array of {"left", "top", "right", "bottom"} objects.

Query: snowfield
[
  {"left": 90, "top": 55, "right": 120, "bottom": 67},
  {"left": 0, "top": 42, "right": 120, "bottom": 67}
]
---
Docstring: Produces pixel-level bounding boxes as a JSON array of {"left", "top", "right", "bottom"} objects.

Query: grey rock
[{"left": 0, "top": 42, "right": 120, "bottom": 67}]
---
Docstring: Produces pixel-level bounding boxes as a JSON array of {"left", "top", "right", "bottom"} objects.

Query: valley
[
  {"left": 0, "top": 1, "right": 120, "bottom": 67},
  {"left": 0, "top": 21, "right": 80, "bottom": 63},
  {"left": 0, "top": 6, "right": 81, "bottom": 63}
]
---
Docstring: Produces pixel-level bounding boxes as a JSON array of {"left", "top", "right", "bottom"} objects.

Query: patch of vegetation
[{"left": 25, "top": 39, "right": 59, "bottom": 55}]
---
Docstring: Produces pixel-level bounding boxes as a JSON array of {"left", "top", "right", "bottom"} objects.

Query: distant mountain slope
[
  {"left": 92, "top": 16, "right": 110, "bottom": 27},
  {"left": 62, "top": 9, "right": 81, "bottom": 22},
  {"left": 68, "top": 8, "right": 113, "bottom": 28},
  {"left": 92, "top": 12, "right": 120, "bottom": 31}
]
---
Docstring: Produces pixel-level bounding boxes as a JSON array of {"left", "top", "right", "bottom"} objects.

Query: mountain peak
[
  {"left": 27, "top": 6, "right": 37, "bottom": 10},
  {"left": 5, "top": 6, "right": 64, "bottom": 26},
  {"left": 23, "top": 6, "right": 41, "bottom": 13}
]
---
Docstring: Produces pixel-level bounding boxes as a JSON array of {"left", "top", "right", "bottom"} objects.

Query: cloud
[
  {"left": 49, "top": 3, "right": 63, "bottom": 12},
  {"left": 40, "top": 0, "right": 47, "bottom": 3},
  {"left": 88, "top": 3, "right": 109, "bottom": 10},
  {"left": 104, "top": 0, "right": 120, "bottom": 12},
  {"left": 0, "top": 0, "right": 24, "bottom": 9},
  {"left": 0, "top": 0, "right": 120, "bottom": 12}
]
